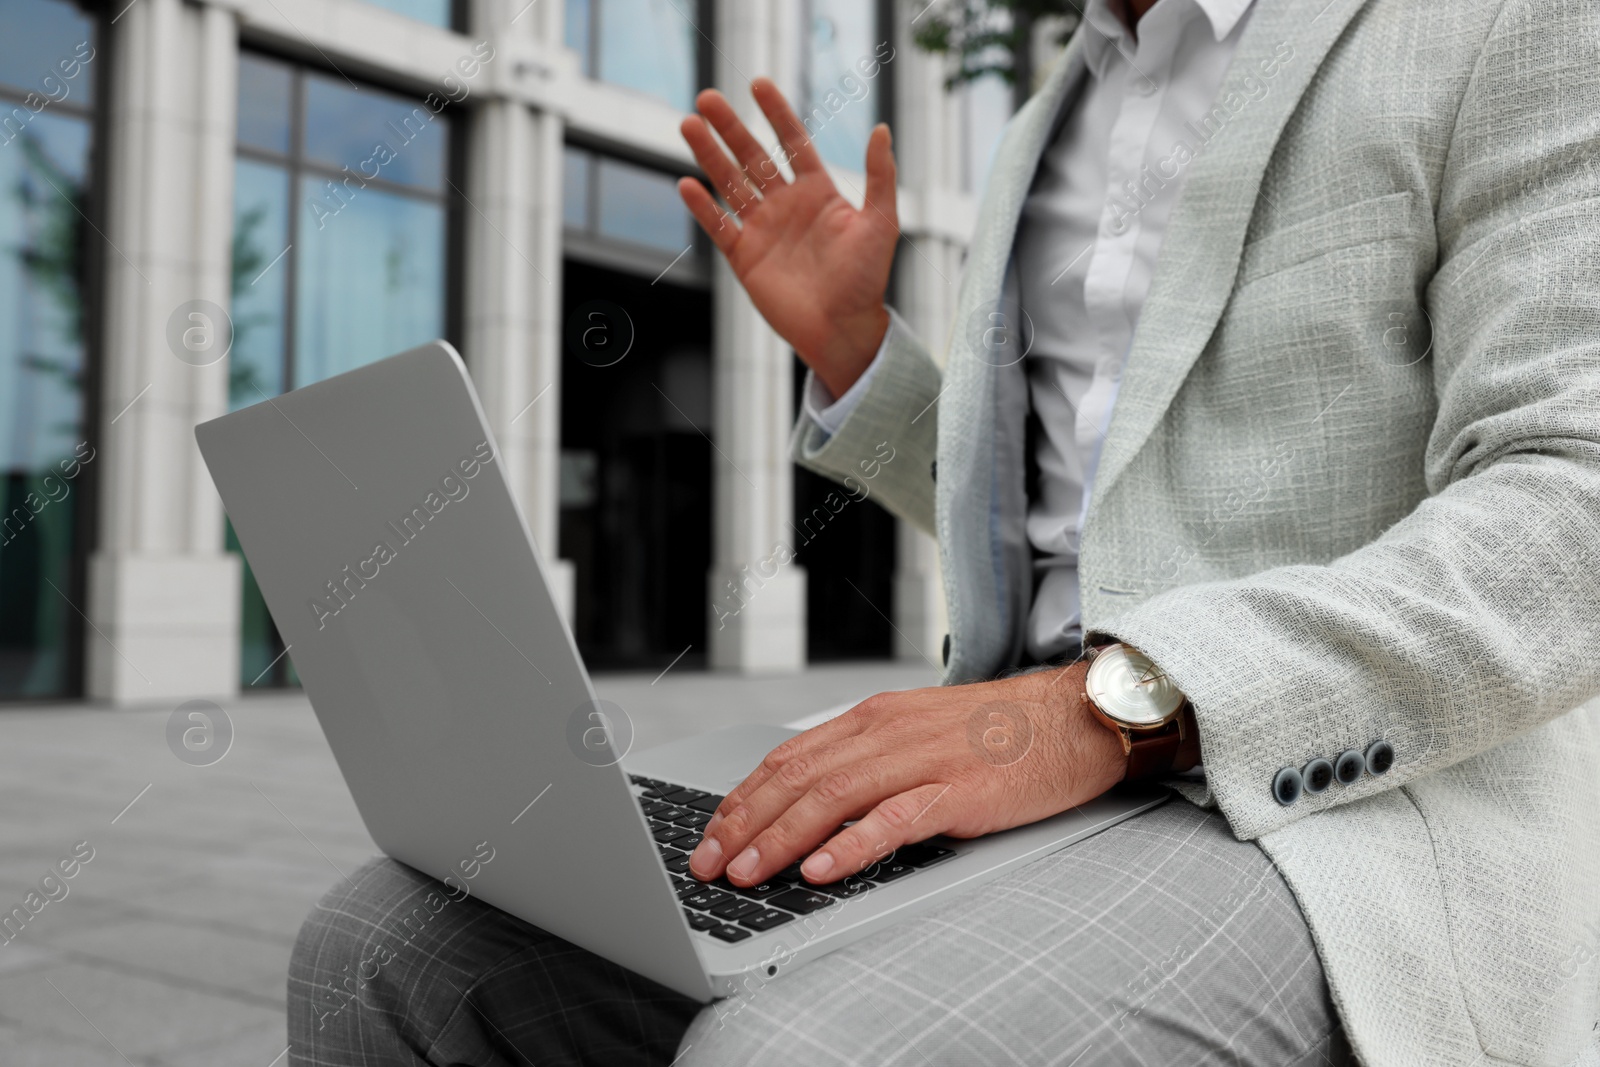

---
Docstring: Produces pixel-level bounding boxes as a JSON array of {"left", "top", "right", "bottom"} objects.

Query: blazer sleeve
[
  {"left": 1092, "top": 0, "right": 1600, "bottom": 840},
  {"left": 788, "top": 320, "right": 943, "bottom": 537}
]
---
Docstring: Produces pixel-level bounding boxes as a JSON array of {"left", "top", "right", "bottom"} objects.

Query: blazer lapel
[
  {"left": 937, "top": 34, "right": 1086, "bottom": 681},
  {"left": 1089, "top": 0, "right": 1378, "bottom": 505}
]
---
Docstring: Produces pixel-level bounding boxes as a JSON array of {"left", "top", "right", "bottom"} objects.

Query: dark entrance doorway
[{"left": 559, "top": 261, "right": 712, "bottom": 671}]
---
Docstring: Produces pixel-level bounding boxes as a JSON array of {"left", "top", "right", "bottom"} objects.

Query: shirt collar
[{"left": 1079, "top": 0, "right": 1255, "bottom": 80}]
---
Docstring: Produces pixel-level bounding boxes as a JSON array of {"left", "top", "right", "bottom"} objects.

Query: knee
[{"left": 288, "top": 855, "right": 449, "bottom": 1039}]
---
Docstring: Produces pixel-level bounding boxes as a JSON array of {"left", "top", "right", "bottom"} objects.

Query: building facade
[{"left": 0, "top": 0, "right": 1012, "bottom": 704}]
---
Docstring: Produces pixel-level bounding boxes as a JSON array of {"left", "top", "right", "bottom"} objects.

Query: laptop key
[
  {"left": 652, "top": 825, "right": 691, "bottom": 844},
  {"left": 709, "top": 899, "right": 764, "bottom": 922},
  {"left": 685, "top": 794, "right": 724, "bottom": 814},
  {"left": 737, "top": 909, "right": 795, "bottom": 932},
  {"left": 663, "top": 852, "right": 693, "bottom": 874},
  {"left": 676, "top": 832, "right": 704, "bottom": 850},
  {"left": 653, "top": 806, "right": 688, "bottom": 822},
  {"left": 810, "top": 877, "right": 873, "bottom": 898},
  {"left": 673, "top": 812, "right": 711, "bottom": 829},
  {"left": 895, "top": 843, "right": 956, "bottom": 867},
  {"left": 774, "top": 862, "right": 806, "bottom": 883},
  {"left": 683, "top": 889, "right": 735, "bottom": 911},
  {"left": 724, "top": 880, "right": 786, "bottom": 900},
  {"left": 641, "top": 784, "right": 677, "bottom": 799},
  {"left": 866, "top": 861, "right": 918, "bottom": 883},
  {"left": 660, "top": 788, "right": 709, "bottom": 806},
  {"left": 685, "top": 911, "right": 720, "bottom": 931},
  {"left": 710, "top": 924, "right": 753, "bottom": 943},
  {"left": 767, "top": 889, "right": 835, "bottom": 915},
  {"left": 640, "top": 800, "right": 672, "bottom": 817}
]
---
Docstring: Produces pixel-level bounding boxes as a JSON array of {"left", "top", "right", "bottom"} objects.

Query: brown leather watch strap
[{"left": 1124, "top": 717, "right": 1185, "bottom": 783}]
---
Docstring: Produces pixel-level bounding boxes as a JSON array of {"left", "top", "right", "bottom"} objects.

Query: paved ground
[{"left": 0, "top": 661, "right": 937, "bottom": 1066}]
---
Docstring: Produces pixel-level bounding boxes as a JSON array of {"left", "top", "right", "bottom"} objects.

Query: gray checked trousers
[{"left": 288, "top": 800, "right": 1349, "bottom": 1066}]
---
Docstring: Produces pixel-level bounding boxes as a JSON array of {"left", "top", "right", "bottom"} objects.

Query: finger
[
  {"left": 862, "top": 123, "right": 897, "bottom": 225},
  {"left": 708, "top": 700, "right": 876, "bottom": 827},
  {"left": 680, "top": 114, "right": 762, "bottom": 216},
  {"left": 679, "top": 178, "right": 738, "bottom": 255},
  {"left": 750, "top": 76, "right": 826, "bottom": 176},
  {"left": 724, "top": 757, "right": 929, "bottom": 887},
  {"left": 801, "top": 783, "right": 954, "bottom": 884},
  {"left": 694, "top": 88, "right": 780, "bottom": 190},
  {"left": 690, "top": 731, "right": 883, "bottom": 882}
]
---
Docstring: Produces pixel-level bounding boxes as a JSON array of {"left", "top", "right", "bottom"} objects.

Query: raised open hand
[{"left": 678, "top": 78, "right": 898, "bottom": 399}]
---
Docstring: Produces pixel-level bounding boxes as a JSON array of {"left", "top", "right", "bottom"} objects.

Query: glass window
[
  {"left": 0, "top": 0, "right": 97, "bottom": 700},
  {"left": 568, "top": 0, "right": 701, "bottom": 113},
  {"left": 231, "top": 159, "right": 290, "bottom": 402},
  {"left": 236, "top": 55, "right": 292, "bottom": 155},
  {"left": 802, "top": 0, "right": 887, "bottom": 170},
  {"left": 232, "top": 53, "right": 453, "bottom": 686},
  {"left": 360, "top": 0, "right": 455, "bottom": 28},
  {"left": 302, "top": 74, "right": 447, "bottom": 192},
  {"left": 0, "top": 0, "right": 96, "bottom": 101},
  {"left": 295, "top": 179, "right": 446, "bottom": 384},
  {"left": 596, "top": 157, "right": 689, "bottom": 254}
]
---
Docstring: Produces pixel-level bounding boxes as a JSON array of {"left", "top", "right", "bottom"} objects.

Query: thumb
[{"left": 862, "top": 123, "right": 898, "bottom": 227}]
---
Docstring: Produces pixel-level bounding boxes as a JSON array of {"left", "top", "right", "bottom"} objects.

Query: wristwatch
[{"left": 1081, "top": 642, "right": 1189, "bottom": 783}]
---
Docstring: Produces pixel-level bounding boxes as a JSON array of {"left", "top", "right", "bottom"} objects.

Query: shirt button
[{"left": 1134, "top": 76, "right": 1159, "bottom": 97}]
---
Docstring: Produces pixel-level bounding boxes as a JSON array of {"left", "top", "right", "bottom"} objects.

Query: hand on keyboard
[{"left": 685, "top": 662, "right": 1130, "bottom": 888}]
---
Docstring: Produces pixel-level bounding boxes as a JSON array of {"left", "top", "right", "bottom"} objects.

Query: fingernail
[
  {"left": 801, "top": 851, "right": 834, "bottom": 881},
  {"left": 690, "top": 836, "right": 722, "bottom": 877},
  {"left": 728, "top": 846, "right": 760, "bottom": 883},
  {"left": 705, "top": 812, "right": 723, "bottom": 835}
]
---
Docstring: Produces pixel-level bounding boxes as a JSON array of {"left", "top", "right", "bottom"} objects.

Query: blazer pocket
[{"left": 1236, "top": 190, "right": 1422, "bottom": 287}]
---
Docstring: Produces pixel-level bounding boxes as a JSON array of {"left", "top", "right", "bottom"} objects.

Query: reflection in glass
[
  {"left": 596, "top": 157, "right": 689, "bottom": 254},
  {"left": 0, "top": 0, "right": 96, "bottom": 101},
  {"left": 230, "top": 160, "right": 290, "bottom": 409},
  {"left": 0, "top": 110, "right": 89, "bottom": 697},
  {"left": 294, "top": 176, "right": 445, "bottom": 386},
  {"left": 359, "top": 0, "right": 454, "bottom": 27},
  {"left": 303, "top": 74, "right": 448, "bottom": 191},
  {"left": 803, "top": 1, "right": 881, "bottom": 170},
  {"left": 236, "top": 54, "right": 293, "bottom": 155},
  {"left": 595, "top": 0, "right": 698, "bottom": 112}
]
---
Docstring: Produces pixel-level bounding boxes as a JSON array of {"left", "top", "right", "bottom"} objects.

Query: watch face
[{"left": 1085, "top": 645, "right": 1185, "bottom": 728}]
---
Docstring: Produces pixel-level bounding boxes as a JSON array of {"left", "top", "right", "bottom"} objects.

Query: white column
[
  {"left": 707, "top": 0, "right": 806, "bottom": 672},
  {"left": 886, "top": 11, "right": 959, "bottom": 665},
  {"left": 461, "top": 1, "right": 572, "bottom": 620},
  {"left": 89, "top": 0, "right": 240, "bottom": 703}
]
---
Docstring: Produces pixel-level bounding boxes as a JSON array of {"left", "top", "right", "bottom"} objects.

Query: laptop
[{"left": 196, "top": 341, "right": 1168, "bottom": 1001}]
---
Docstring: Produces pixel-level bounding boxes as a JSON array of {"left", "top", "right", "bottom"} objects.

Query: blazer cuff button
[
  {"left": 1302, "top": 757, "right": 1335, "bottom": 794},
  {"left": 1365, "top": 740, "right": 1394, "bottom": 776},
  {"left": 1273, "top": 766, "right": 1304, "bottom": 806},
  {"left": 1334, "top": 749, "right": 1365, "bottom": 785}
]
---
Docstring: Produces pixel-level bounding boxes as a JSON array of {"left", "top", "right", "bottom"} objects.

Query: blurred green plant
[
  {"left": 909, "top": 0, "right": 1082, "bottom": 104},
  {"left": 228, "top": 203, "right": 275, "bottom": 405}
]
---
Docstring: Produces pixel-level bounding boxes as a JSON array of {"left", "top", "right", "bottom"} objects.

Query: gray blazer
[{"left": 792, "top": 0, "right": 1600, "bottom": 1062}]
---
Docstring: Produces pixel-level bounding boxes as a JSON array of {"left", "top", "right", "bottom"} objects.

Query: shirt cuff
[{"left": 801, "top": 309, "right": 904, "bottom": 437}]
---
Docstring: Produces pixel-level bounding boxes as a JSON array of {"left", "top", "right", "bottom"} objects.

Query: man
[{"left": 289, "top": 0, "right": 1600, "bottom": 1062}]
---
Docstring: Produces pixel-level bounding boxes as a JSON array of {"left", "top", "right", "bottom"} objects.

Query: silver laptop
[{"left": 196, "top": 341, "right": 1167, "bottom": 1001}]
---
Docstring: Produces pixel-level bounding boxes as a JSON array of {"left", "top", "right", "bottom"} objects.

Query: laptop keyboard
[{"left": 629, "top": 775, "right": 956, "bottom": 944}]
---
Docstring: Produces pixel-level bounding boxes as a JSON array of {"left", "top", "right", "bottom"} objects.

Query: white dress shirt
[{"left": 807, "top": 0, "right": 1256, "bottom": 662}]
